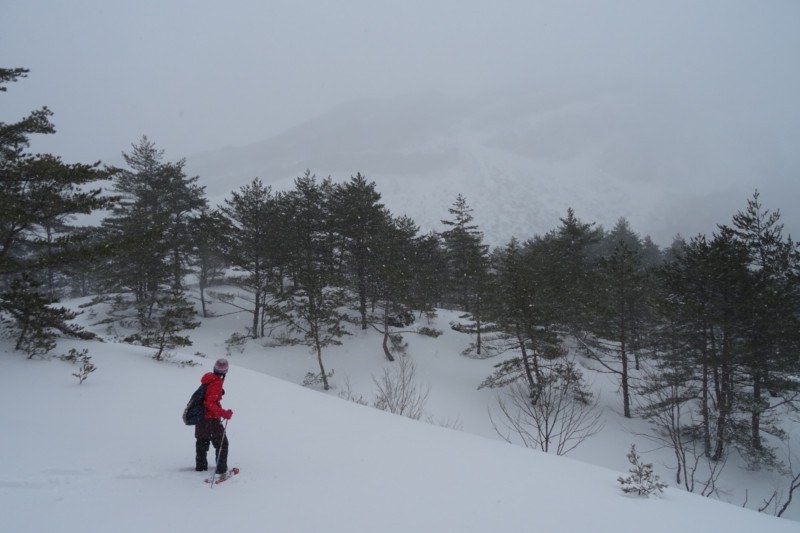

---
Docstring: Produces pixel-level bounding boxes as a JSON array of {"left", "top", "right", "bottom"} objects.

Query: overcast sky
[{"left": 4, "top": 0, "right": 798, "bottom": 166}]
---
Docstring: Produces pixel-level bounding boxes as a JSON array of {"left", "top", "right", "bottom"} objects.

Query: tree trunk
[
  {"left": 475, "top": 296, "right": 482, "bottom": 356},
  {"left": 701, "top": 354, "right": 712, "bottom": 457},
  {"left": 315, "top": 339, "right": 330, "bottom": 390},
  {"left": 358, "top": 264, "right": 368, "bottom": 330},
  {"left": 621, "top": 336, "right": 631, "bottom": 418},
  {"left": 699, "top": 322, "right": 712, "bottom": 456},
  {"left": 381, "top": 305, "right": 395, "bottom": 362},
  {"left": 620, "top": 305, "right": 631, "bottom": 418},
  {"left": 309, "top": 293, "right": 330, "bottom": 390},
  {"left": 517, "top": 329, "right": 536, "bottom": 395},
  {"left": 252, "top": 287, "right": 261, "bottom": 338},
  {"left": 751, "top": 366, "right": 763, "bottom": 452},
  {"left": 199, "top": 270, "right": 208, "bottom": 318},
  {"left": 712, "top": 333, "right": 732, "bottom": 462}
]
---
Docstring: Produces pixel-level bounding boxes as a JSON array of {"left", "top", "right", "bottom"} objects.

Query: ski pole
[{"left": 208, "top": 418, "right": 229, "bottom": 488}]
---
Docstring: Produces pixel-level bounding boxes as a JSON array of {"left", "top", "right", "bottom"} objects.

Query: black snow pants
[{"left": 195, "top": 418, "right": 229, "bottom": 474}]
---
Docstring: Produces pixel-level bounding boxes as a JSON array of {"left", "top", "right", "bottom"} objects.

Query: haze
[{"left": 3, "top": 0, "right": 799, "bottom": 243}]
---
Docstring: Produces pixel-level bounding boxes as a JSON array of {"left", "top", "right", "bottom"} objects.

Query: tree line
[{"left": 2, "top": 67, "right": 799, "bottom": 473}]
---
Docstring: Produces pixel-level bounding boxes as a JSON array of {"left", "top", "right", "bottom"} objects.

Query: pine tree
[
  {"left": 103, "top": 136, "right": 207, "bottom": 295},
  {"left": 547, "top": 208, "right": 602, "bottom": 332},
  {"left": 331, "top": 173, "right": 387, "bottom": 330},
  {"left": 655, "top": 232, "right": 753, "bottom": 462},
  {"left": 137, "top": 287, "right": 200, "bottom": 361},
  {"left": 589, "top": 218, "right": 649, "bottom": 418},
  {"left": 100, "top": 137, "right": 206, "bottom": 346},
  {"left": 485, "top": 240, "right": 538, "bottom": 391},
  {"left": 278, "top": 172, "right": 347, "bottom": 390},
  {"left": 218, "top": 178, "right": 284, "bottom": 337},
  {"left": 371, "top": 214, "right": 420, "bottom": 361},
  {"left": 0, "top": 67, "right": 113, "bottom": 354},
  {"left": 188, "top": 209, "right": 228, "bottom": 318},
  {"left": 407, "top": 231, "right": 447, "bottom": 311},
  {"left": 719, "top": 191, "right": 800, "bottom": 459},
  {"left": 440, "top": 194, "right": 491, "bottom": 354},
  {"left": 617, "top": 444, "right": 667, "bottom": 496},
  {"left": 1, "top": 274, "right": 93, "bottom": 356},
  {"left": 650, "top": 193, "right": 799, "bottom": 466}
]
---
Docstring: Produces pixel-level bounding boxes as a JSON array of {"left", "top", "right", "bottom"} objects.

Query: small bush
[
  {"left": 416, "top": 326, "right": 442, "bottom": 338},
  {"left": 617, "top": 445, "right": 667, "bottom": 496},
  {"left": 225, "top": 332, "right": 249, "bottom": 354},
  {"left": 303, "top": 369, "right": 334, "bottom": 388},
  {"left": 61, "top": 348, "right": 96, "bottom": 384}
]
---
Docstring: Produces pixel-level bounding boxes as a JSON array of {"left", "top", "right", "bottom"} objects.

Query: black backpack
[{"left": 182, "top": 383, "right": 209, "bottom": 425}]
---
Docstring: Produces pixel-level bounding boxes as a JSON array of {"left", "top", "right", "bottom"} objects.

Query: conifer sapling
[{"left": 617, "top": 444, "right": 667, "bottom": 496}]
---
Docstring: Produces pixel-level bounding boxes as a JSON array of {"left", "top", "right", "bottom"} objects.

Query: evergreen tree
[
  {"left": 104, "top": 136, "right": 207, "bottom": 294},
  {"left": 133, "top": 286, "right": 200, "bottom": 361},
  {"left": 440, "top": 194, "right": 491, "bottom": 354},
  {"left": 331, "top": 173, "right": 387, "bottom": 330},
  {"left": 371, "top": 214, "right": 420, "bottom": 361},
  {"left": 100, "top": 137, "right": 206, "bottom": 347},
  {"left": 719, "top": 191, "right": 800, "bottom": 457},
  {"left": 547, "top": 208, "right": 602, "bottom": 332},
  {"left": 655, "top": 235, "right": 718, "bottom": 456},
  {"left": 641, "top": 235, "right": 665, "bottom": 269},
  {"left": 651, "top": 193, "right": 799, "bottom": 466},
  {"left": 658, "top": 232, "right": 753, "bottom": 461},
  {"left": 188, "top": 209, "right": 228, "bottom": 318},
  {"left": 0, "top": 67, "right": 113, "bottom": 354},
  {"left": 1, "top": 274, "right": 92, "bottom": 356},
  {"left": 482, "top": 237, "right": 564, "bottom": 398},
  {"left": 589, "top": 218, "right": 649, "bottom": 418},
  {"left": 218, "top": 178, "right": 284, "bottom": 337},
  {"left": 278, "top": 172, "right": 346, "bottom": 390},
  {"left": 617, "top": 445, "right": 667, "bottom": 496},
  {"left": 407, "top": 231, "right": 447, "bottom": 311}
]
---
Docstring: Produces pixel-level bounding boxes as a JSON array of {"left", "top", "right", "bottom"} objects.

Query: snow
[{"left": 2, "top": 299, "right": 798, "bottom": 532}]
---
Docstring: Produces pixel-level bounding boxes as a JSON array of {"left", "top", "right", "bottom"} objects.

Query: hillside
[
  {"left": 184, "top": 81, "right": 800, "bottom": 247},
  {"left": 2, "top": 295, "right": 798, "bottom": 531}
]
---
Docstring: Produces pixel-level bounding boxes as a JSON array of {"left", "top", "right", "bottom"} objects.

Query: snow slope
[{"left": 2, "top": 298, "right": 798, "bottom": 532}]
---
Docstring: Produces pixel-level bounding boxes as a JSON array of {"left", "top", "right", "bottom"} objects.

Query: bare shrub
[
  {"left": 637, "top": 367, "right": 726, "bottom": 497},
  {"left": 338, "top": 377, "right": 369, "bottom": 406},
  {"left": 490, "top": 360, "right": 602, "bottom": 456},
  {"left": 372, "top": 356, "right": 430, "bottom": 421}
]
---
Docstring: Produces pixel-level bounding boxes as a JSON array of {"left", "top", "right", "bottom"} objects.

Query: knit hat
[{"left": 213, "top": 358, "right": 229, "bottom": 375}]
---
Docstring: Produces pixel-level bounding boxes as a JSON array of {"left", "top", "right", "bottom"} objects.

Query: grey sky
[{"left": 4, "top": 0, "right": 798, "bottom": 165}]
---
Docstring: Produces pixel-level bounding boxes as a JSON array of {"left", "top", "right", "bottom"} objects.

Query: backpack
[{"left": 182, "top": 383, "right": 209, "bottom": 425}]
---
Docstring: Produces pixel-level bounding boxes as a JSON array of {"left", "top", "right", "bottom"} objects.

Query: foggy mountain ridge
[{"left": 185, "top": 82, "right": 799, "bottom": 247}]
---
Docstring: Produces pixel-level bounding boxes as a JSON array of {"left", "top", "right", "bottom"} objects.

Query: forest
[{"left": 2, "top": 67, "right": 799, "bottom": 500}]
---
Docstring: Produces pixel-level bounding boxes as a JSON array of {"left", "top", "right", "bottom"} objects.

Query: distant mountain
[{"left": 186, "top": 81, "right": 799, "bottom": 247}]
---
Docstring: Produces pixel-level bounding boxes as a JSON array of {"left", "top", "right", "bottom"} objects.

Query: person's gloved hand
[{"left": 222, "top": 409, "right": 233, "bottom": 420}]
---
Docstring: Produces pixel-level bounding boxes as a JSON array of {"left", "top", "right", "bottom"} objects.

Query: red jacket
[{"left": 201, "top": 372, "right": 227, "bottom": 419}]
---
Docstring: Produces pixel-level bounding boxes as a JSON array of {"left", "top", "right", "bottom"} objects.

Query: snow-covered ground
[{"left": 2, "top": 293, "right": 798, "bottom": 532}]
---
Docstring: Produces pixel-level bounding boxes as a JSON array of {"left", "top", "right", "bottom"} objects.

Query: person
[{"left": 195, "top": 358, "right": 234, "bottom": 474}]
